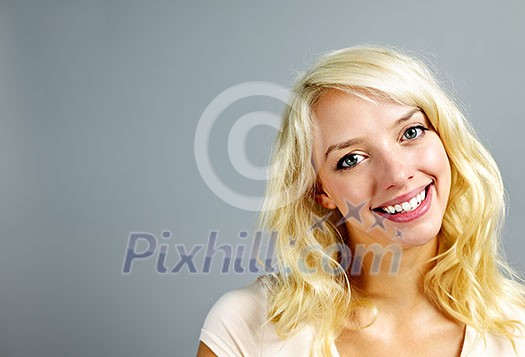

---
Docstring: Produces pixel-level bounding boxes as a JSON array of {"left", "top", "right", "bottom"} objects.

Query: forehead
[{"left": 312, "top": 89, "right": 411, "bottom": 132}]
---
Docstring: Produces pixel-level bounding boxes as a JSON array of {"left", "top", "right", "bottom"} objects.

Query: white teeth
[
  {"left": 409, "top": 197, "right": 418, "bottom": 210},
  {"left": 380, "top": 187, "right": 428, "bottom": 215}
]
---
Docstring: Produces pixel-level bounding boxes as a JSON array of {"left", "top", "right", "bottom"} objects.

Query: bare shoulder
[{"left": 196, "top": 341, "right": 217, "bottom": 357}]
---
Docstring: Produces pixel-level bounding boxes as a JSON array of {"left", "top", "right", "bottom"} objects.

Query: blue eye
[
  {"left": 403, "top": 125, "right": 428, "bottom": 140},
  {"left": 336, "top": 153, "right": 365, "bottom": 170}
]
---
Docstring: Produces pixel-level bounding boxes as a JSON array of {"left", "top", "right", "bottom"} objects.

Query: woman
[{"left": 197, "top": 45, "right": 525, "bottom": 356}]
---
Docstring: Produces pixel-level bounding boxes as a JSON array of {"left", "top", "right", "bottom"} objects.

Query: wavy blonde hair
[{"left": 257, "top": 45, "right": 525, "bottom": 355}]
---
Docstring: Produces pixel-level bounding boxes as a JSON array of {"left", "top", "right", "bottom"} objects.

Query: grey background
[{"left": 1, "top": 1, "right": 524, "bottom": 356}]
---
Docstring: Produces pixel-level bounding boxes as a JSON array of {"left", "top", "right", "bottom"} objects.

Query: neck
[{"left": 348, "top": 236, "right": 438, "bottom": 313}]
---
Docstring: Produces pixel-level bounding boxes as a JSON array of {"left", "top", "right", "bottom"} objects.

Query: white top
[{"left": 200, "top": 276, "right": 525, "bottom": 356}]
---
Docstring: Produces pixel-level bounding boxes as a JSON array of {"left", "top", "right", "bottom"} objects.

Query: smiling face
[{"left": 311, "top": 89, "right": 452, "bottom": 248}]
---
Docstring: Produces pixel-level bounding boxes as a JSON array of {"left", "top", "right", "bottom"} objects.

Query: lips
[{"left": 372, "top": 183, "right": 433, "bottom": 223}]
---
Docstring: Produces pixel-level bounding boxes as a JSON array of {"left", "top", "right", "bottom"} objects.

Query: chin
[{"left": 392, "top": 224, "right": 441, "bottom": 247}]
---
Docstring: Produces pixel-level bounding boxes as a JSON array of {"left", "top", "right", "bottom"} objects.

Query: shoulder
[
  {"left": 199, "top": 275, "right": 274, "bottom": 356},
  {"left": 204, "top": 275, "right": 274, "bottom": 328},
  {"left": 462, "top": 303, "right": 525, "bottom": 356},
  {"left": 199, "top": 275, "right": 319, "bottom": 356}
]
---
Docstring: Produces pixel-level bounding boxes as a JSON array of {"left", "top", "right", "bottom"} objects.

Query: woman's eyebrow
[
  {"left": 324, "top": 108, "right": 421, "bottom": 159},
  {"left": 389, "top": 108, "right": 421, "bottom": 130},
  {"left": 325, "top": 137, "right": 364, "bottom": 159}
]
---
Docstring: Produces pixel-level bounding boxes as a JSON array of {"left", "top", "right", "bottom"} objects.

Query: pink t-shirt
[{"left": 200, "top": 276, "right": 525, "bottom": 356}]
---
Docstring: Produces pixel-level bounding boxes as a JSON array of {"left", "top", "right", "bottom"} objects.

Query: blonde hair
[{"left": 257, "top": 45, "right": 525, "bottom": 355}]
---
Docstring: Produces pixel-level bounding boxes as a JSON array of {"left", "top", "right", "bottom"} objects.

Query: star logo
[
  {"left": 394, "top": 228, "right": 405, "bottom": 240},
  {"left": 369, "top": 211, "right": 387, "bottom": 231},
  {"left": 309, "top": 212, "right": 333, "bottom": 233},
  {"left": 336, "top": 200, "right": 365, "bottom": 227}
]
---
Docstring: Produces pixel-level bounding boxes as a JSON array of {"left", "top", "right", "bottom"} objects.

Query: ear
[{"left": 316, "top": 191, "right": 337, "bottom": 210}]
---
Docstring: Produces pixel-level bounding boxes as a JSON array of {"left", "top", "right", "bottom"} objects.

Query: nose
[{"left": 376, "top": 149, "right": 414, "bottom": 191}]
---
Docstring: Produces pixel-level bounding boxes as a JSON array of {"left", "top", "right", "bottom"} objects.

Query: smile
[
  {"left": 373, "top": 183, "right": 433, "bottom": 223},
  {"left": 379, "top": 187, "right": 426, "bottom": 214}
]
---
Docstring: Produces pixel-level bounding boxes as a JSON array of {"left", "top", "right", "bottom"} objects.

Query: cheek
[
  {"left": 419, "top": 137, "right": 452, "bottom": 187},
  {"left": 324, "top": 174, "right": 373, "bottom": 209}
]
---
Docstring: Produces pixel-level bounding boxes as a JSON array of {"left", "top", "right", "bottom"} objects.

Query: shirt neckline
[{"left": 330, "top": 323, "right": 471, "bottom": 357}]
